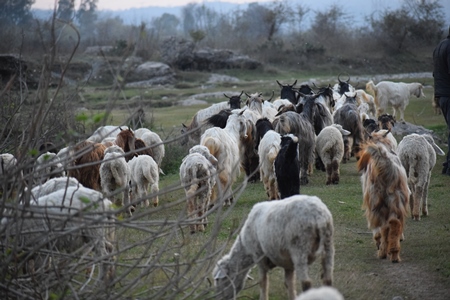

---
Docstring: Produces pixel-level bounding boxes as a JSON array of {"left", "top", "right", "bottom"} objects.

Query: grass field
[
  {"left": 5, "top": 70, "right": 449, "bottom": 300},
  {"left": 88, "top": 71, "right": 450, "bottom": 300}
]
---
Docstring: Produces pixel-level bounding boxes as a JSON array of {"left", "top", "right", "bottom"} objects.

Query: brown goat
[
  {"left": 115, "top": 129, "right": 136, "bottom": 162},
  {"left": 357, "top": 140, "right": 409, "bottom": 262},
  {"left": 68, "top": 141, "right": 106, "bottom": 191}
]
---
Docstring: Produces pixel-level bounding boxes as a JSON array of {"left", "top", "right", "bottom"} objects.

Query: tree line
[{"left": 0, "top": 0, "right": 447, "bottom": 72}]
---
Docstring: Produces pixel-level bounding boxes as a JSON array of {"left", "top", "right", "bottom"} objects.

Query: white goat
[
  {"left": 139, "top": 131, "right": 165, "bottom": 170},
  {"left": 355, "top": 89, "right": 376, "bottom": 118},
  {"left": 316, "top": 124, "right": 350, "bottom": 185},
  {"left": 258, "top": 130, "right": 281, "bottom": 200},
  {"left": 366, "top": 80, "right": 425, "bottom": 123},
  {"left": 100, "top": 145, "right": 131, "bottom": 211},
  {"left": 87, "top": 125, "right": 129, "bottom": 143},
  {"left": 128, "top": 154, "right": 160, "bottom": 208},
  {"left": 181, "top": 101, "right": 231, "bottom": 146},
  {"left": 397, "top": 133, "right": 445, "bottom": 220},
  {"left": 200, "top": 111, "right": 248, "bottom": 205},
  {"left": 34, "top": 152, "right": 65, "bottom": 183},
  {"left": 213, "top": 195, "right": 334, "bottom": 300},
  {"left": 3, "top": 185, "right": 116, "bottom": 285},
  {"left": 30, "top": 176, "right": 81, "bottom": 201},
  {"left": 179, "top": 145, "right": 218, "bottom": 233}
]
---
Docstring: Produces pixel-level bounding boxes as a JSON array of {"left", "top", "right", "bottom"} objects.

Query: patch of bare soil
[{"left": 377, "top": 259, "right": 450, "bottom": 300}]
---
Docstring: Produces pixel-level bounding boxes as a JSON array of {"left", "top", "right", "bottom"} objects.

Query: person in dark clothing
[{"left": 433, "top": 26, "right": 450, "bottom": 175}]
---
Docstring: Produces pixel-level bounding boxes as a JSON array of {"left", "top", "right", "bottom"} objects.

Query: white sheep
[
  {"left": 258, "top": 130, "right": 281, "bottom": 200},
  {"left": 213, "top": 195, "right": 334, "bottom": 300},
  {"left": 128, "top": 154, "right": 160, "bottom": 208},
  {"left": 179, "top": 145, "right": 218, "bottom": 233},
  {"left": 296, "top": 286, "right": 344, "bottom": 300},
  {"left": 34, "top": 152, "right": 65, "bottom": 184},
  {"left": 316, "top": 124, "right": 351, "bottom": 185},
  {"left": 397, "top": 133, "right": 445, "bottom": 220},
  {"left": 3, "top": 185, "right": 116, "bottom": 285},
  {"left": 30, "top": 176, "right": 81, "bottom": 201},
  {"left": 366, "top": 80, "right": 425, "bottom": 123},
  {"left": 100, "top": 145, "right": 131, "bottom": 212}
]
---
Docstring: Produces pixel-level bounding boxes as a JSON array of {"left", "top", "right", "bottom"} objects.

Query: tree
[
  {"left": 151, "top": 13, "right": 180, "bottom": 38},
  {"left": 57, "top": 0, "right": 75, "bottom": 22},
  {"left": 0, "top": 0, "right": 35, "bottom": 25},
  {"left": 76, "top": 0, "right": 98, "bottom": 43},
  {"left": 369, "top": 0, "right": 445, "bottom": 52}
]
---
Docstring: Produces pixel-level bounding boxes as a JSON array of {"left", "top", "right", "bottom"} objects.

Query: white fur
[
  {"left": 100, "top": 145, "right": 131, "bottom": 212},
  {"left": 87, "top": 125, "right": 129, "bottom": 143},
  {"left": 179, "top": 145, "right": 217, "bottom": 233},
  {"left": 200, "top": 112, "right": 248, "bottom": 205},
  {"left": 258, "top": 130, "right": 281, "bottom": 200},
  {"left": 366, "top": 80, "right": 425, "bottom": 122},
  {"left": 128, "top": 155, "right": 160, "bottom": 208},
  {"left": 213, "top": 195, "right": 334, "bottom": 300},
  {"left": 397, "top": 133, "right": 445, "bottom": 220}
]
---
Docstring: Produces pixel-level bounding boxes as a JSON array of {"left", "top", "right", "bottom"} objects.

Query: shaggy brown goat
[
  {"left": 68, "top": 141, "right": 106, "bottom": 191},
  {"left": 357, "top": 140, "right": 410, "bottom": 262}
]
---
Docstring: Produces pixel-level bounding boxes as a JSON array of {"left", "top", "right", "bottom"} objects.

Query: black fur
[{"left": 275, "top": 135, "right": 300, "bottom": 199}]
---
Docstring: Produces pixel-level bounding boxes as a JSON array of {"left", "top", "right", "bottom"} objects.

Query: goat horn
[
  {"left": 223, "top": 93, "right": 231, "bottom": 99},
  {"left": 239, "top": 91, "right": 244, "bottom": 97},
  {"left": 245, "top": 92, "right": 251, "bottom": 98},
  {"left": 291, "top": 79, "right": 297, "bottom": 87},
  {"left": 266, "top": 90, "right": 274, "bottom": 102}
]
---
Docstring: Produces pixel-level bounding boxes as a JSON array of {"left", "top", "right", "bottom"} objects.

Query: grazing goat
[
  {"left": 200, "top": 111, "right": 248, "bottom": 205},
  {"left": 315, "top": 124, "right": 350, "bottom": 185},
  {"left": 100, "top": 145, "right": 131, "bottom": 211},
  {"left": 333, "top": 93, "right": 364, "bottom": 162},
  {"left": 181, "top": 98, "right": 242, "bottom": 146},
  {"left": 34, "top": 152, "right": 65, "bottom": 184},
  {"left": 3, "top": 186, "right": 116, "bottom": 286},
  {"left": 134, "top": 128, "right": 165, "bottom": 163},
  {"left": 275, "top": 134, "right": 300, "bottom": 199},
  {"left": 258, "top": 129, "right": 281, "bottom": 200},
  {"left": 357, "top": 140, "right": 410, "bottom": 262},
  {"left": 179, "top": 145, "right": 218, "bottom": 233},
  {"left": 68, "top": 141, "right": 106, "bottom": 191},
  {"left": 128, "top": 155, "right": 160, "bottom": 208},
  {"left": 213, "top": 195, "right": 334, "bottom": 300},
  {"left": 397, "top": 134, "right": 445, "bottom": 220},
  {"left": 366, "top": 80, "right": 425, "bottom": 123},
  {"left": 30, "top": 177, "right": 81, "bottom": 201}
]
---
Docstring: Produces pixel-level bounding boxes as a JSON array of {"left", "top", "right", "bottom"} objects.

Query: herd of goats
[{"left": 0, "top": 75, "right": 445, "bottom": 299}]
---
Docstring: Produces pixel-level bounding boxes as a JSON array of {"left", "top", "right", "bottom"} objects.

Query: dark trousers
[{"left": 439, "top": 96, "right": 450, "bottom": 173}]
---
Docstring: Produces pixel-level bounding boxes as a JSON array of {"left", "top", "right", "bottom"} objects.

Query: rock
[
  {"left": 132, "top": 62, "right": 174, "bottom": 79},
  {"left": 159, "top": 37, "right": 261, "bottom": 71}
]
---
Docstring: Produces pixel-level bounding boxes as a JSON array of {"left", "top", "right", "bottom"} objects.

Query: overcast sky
[{"left": 32, "top": 0, "right": 274, "bottom": 10}]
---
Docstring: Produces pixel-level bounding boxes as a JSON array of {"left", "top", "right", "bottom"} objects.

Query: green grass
[{"left": 23, "top": 70, "right": 450, "bottom": 299}]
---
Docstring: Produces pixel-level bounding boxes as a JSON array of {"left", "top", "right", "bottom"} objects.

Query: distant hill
[{"left": 32, "top": 0, "right": 450, "bottom": 28}]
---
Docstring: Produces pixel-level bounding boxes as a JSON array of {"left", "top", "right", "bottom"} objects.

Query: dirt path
[{"left": 378, "top": 259, "right": 450, "bottom": 300}]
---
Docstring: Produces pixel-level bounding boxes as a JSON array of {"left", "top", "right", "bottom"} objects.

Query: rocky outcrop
[{"left": 159, "top": 37, "right": 262, "bottom": 71}]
